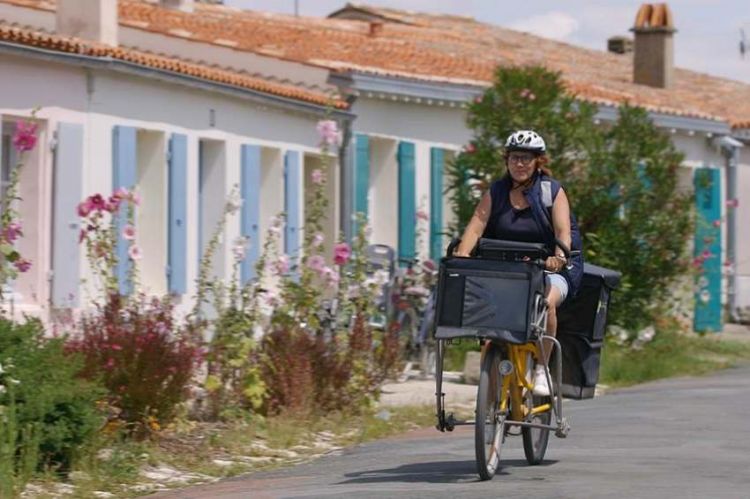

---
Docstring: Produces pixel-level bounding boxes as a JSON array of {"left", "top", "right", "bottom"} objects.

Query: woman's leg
[{"left": 543, "top": 284, "right": 562, "bottom": 364}]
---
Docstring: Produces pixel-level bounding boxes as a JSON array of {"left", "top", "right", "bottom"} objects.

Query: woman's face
[{"left": 506, "top": 151, "right": 537, "bottom": 183}]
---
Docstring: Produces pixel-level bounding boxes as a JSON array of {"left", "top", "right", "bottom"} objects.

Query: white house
[
  {"left": 0, "top": 0, "right": 350, "bottom": 321},
  {"left": 0, "top": 0, "right": 748, "bottom": 332}
]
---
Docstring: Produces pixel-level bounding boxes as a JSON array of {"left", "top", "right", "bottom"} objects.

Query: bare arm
[
  {"left": 548, "top": 188, "right": 572, "bottom": 271},
  {"left": 455, "top": 191, "right": 491, "bottom": 257}
]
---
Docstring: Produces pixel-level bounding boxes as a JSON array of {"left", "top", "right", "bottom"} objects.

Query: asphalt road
[{"left": 155, "top": 365, "right": 750, "bottom": 499}]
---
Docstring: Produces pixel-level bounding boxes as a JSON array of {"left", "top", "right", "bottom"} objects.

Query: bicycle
[{"left": 434, "top": 237, "right": 574, "bottom": 480}]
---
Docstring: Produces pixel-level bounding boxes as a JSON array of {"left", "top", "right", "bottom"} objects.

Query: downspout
[
  {"left": 338, "top": 94, "right": 358, "bottom": 242},
  {"left": 717, "top": 135, "right": 744, "bottom": 321}
]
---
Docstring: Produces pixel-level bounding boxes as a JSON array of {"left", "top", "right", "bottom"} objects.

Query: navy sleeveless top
[{"left": 484, "top": 190, "right": 546, "bottom": 244}]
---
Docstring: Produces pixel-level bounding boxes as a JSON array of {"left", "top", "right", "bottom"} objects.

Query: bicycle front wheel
[
  {"left": 522, "top": 351, "right": 551, "bottom": 465},
  {"left": 475, "top": 344, "right": 506, "bottom": 480}
]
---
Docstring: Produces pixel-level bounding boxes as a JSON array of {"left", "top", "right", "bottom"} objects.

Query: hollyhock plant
[
  {"left": 312, "top": 232, "right": 324, "bottom": 248},
  {"left": 333, "top": 242, "right": 351, "bottom": 266},
  {"left": 726, "top": 198, "right": 739, "bottom": 209},
  {"left": 311, "top": 168, "right": 325, "bottom": 185},
  {"left": 3, "top": 221, "right": 22, "bottom": 243},
  {"left": 307, "top": 254, "right": 326, "bottom": 274},
  {"left": 274, "top": 254, "right": 290, "bottom": 275},
  {"left": 712, "top": 220, "right": 722, "bottom": 228},
  {"left": 416, "top": 209, "right": 429, "bottom": 222},
  {"left": 128, "top": 245, "right": 142, "bottom": 261},
  {"left": 14, "top": 258, "right": 31, "bottom": 273},
  {"left": 316, "top": 120, "right": 342, "bottom": 147},
  {"left": 12, "top": 120, "right": 38, "bottom": 152},
  {"left": 122, "top": 224, "right": 136, "bottom": 241}
]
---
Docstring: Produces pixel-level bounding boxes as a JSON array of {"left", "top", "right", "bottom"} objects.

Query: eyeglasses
[{"left": 508, "top": 153, "right": 536, "bottom": 165}]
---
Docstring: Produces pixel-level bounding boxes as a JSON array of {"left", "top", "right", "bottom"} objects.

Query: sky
[{"left": 225, "top": 0, "right": 750, "bottom": 84}]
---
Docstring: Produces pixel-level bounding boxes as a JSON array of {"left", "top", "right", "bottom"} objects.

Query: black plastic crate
[{"left": 557, "top": 263, "right": 621, "bottom": 399}]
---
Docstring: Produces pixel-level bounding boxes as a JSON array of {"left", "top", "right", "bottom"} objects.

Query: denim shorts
[{"left": 545, "top": 272, "right": 569, "bottom": 303}]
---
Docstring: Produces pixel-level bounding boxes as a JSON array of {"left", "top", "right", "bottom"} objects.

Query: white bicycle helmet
[{"left": 505, "top": 130, "right": 546, "bottom": 154}]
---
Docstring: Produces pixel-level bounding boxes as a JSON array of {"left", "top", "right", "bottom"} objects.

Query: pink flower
[
  {"left": 128, "top": 244, "right": 142, "bottom": 260},
  {"left": 322, "top": 266, "right": 339, "bottom": 285},
  {"left": 316, "top": 120, "right": 342, "bottom": 147},
  {"left": 131, "top": 191, "right": 141, "bottom": 206},
  {"left": 105, "top": 358, "right": 116, "bottom": 370},
  {"left": 122, "top": 224, "right": 136, "bottom": 241},
  {"left": 14, "top": 258, "right": 31, "bottom": 273},
  {"left": 90, "top": 194, "right": 106, "bottom": 212},
  {"left": 111, "top": 344, "right": 122, "bottom": 351},
  {"left": 712, "top": 220, "right": 722, "bottom": 228},
  {"left": 307, "top": 254, "right": 326, "bottom": 273},
  {"left": 311, "top": 169, "right": 325, "bottom": 185},
  {"left": 465, "top": 143, "right": 476, "bottom": 154},
  {"left": 3, "top": 221, "right": 23, "bottom": 243},
  {"left": 232, "top": 238, "right": 249, "bottom": 261},
  {"left": 726, "top": 198, "right": 739, "bottom": 209},
  {"left": 333, "top": 242, "right": 351, "bottom": 266},
  {"left": 702, "top": 236, "right": 714, "bottom": 245},
  {"left": 724, "top": 259, "right": 734, "bottom": 267},
  {"left": 312, "top": 232, "right": 325, "bottom": 248},
  {"left": 520, "top": 88, "right": 531, "bottom": 98},
  {"left": 77, "top": 199, "right": 94, "bottom": 217},
  {"left": 701, "top": 249, "right": 712, "bottom": 259},
  {"left": 274, "top": 255, "right": 290, "bottom": 275},
  {"left": 474, "top": 96, "right": 483, "bottom": 104},
  {"left": 112, "top": 187, "right": 130, "bottom": 201},
  {"left": 416, "top": 210, "right": 429, "bottom": 222},
  {"left": 692, "top": 257, "right": 704, "bottom": 269},
  {"left": 12, "top": 121, "right": 37, "bottom": 152}
]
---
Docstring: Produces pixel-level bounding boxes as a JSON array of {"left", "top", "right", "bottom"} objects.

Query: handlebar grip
[{"left": 446, "top": 238, "right": 461, "bottom": 257}]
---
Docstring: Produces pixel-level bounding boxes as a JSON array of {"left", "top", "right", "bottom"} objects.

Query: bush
[
  {"left": 66, "top": 294, "right": 201, "bottom": 435},
  {"left": 0, "top": 317, "right": 103, "bottom": 476},
  {"left": 447, "top": 66, "right": 693, "bottom": 332}
]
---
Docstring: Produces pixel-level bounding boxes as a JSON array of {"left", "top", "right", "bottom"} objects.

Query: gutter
[{"left": 0, "top": 41, "right": 354, "bottom": 120}]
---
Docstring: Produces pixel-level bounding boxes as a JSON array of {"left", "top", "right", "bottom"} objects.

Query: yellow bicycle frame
[{"left": 483, "top": 341, "right": 552, "bottom": 422}]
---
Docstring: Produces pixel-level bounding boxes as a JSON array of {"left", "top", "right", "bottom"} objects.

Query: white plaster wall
[
  {"left": 352, "top": 98, "right": 470, "bottom": 147},
  {"left": 671, "top": 133, "right": 725, "bottom": 168},
  {"left": 259, "top": 147, "right": 284, "bottom": 244},
  {"left": 414, "top": 141, "right": 431, "bottom": 260},
  {"left": 369, "top": 137, "right": 398, "bottom": 250},
  {"left": 135, "top": 129, "right": 167, "bottom": 296}
]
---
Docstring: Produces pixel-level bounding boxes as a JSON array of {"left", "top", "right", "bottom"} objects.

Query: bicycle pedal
[{"left": 555, "top": 417, "right": 570, "bottom": 438}]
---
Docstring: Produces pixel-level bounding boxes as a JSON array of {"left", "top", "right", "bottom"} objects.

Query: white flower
[
  {"left": 226, "top": 191, "right": 243, "bottom": 214},
  {"left": 700, "top": 290, "right": 711, "bottom": 304},
  {"left": 0, "top": 362, "right": 4, "bottom": 375},
  {"left": 0, "top": 384, "right": 5, "bottom": 394},
  {"left": 8, "top": 378, "right": 19, "bottom": 385}
]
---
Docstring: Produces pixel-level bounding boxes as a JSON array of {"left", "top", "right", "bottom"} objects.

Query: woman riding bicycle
[{"left": 454, "top": 130, "right": 583, "bottom": 396}]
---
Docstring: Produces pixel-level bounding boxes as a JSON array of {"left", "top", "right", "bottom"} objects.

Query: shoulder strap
[{"left": 541, "top": 180, "right": 553, "bottom": 209}]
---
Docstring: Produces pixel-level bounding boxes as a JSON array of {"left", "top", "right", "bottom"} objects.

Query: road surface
[{"left": 153, "top": 365, "right": 750, "bottom": 498}]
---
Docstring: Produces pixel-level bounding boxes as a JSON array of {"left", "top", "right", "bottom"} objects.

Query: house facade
[{"left": 0, "top": 0, "right": 748, "bottom": 332}]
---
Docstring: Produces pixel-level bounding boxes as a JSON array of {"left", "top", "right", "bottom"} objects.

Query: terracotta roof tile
[
  {"left": 0, "top": 0, "right": 747, "bottom": 127},
  {"left": 0, "top": 21, "right": 346, "bottom": 109}
]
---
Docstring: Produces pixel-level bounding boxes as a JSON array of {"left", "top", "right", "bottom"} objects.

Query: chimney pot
[
  {"left": 631, "top": 3, "right": 676, "bottom": 89},
  {"left": 56, "top": 0, "right": 117, "bottom": 46}
]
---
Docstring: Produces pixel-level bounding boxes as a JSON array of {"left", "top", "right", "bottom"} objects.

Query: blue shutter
[
  {"left": 354, "top": 134, "right": 370, "bottom": 221},
  {"left": 430, "top": 147, "right": 444, "bottom": 261},
  {"left": 398, "top": 141, "right": 416, "bottom": 264},
  {"left": 52, "top": 122, "right": 83, "bottom": 307},
  {"left": 112, "top": 126, "right": 137, "bottom": 295},
  {"left": 693, "top": 167, "right": 722, "bottom": 333},
  {"left": 284, "top": 150, "right": 301, "bottom": 258},
  {"left": 168, "top": 133, "right": 188, "bottom": 295},
  {"left": 241, "top": 144, "right": 261, "bottom": 283}
]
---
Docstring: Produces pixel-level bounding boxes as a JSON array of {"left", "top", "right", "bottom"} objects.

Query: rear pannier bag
[
  {"left": 434, "top": 256, "right": 545, "bottom": 345},
  {"left": 556, "top": 263, "right": 621, "bottom": 399}
]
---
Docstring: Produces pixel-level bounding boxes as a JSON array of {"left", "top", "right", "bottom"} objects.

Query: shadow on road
[{"left": 338, "top": 459, "right": 558, "bottom": 485}]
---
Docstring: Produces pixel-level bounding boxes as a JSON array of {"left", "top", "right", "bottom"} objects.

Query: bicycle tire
[
  {"left": 522, "top": 352, "right": 551, "bottom": 465},
  {"left": 475, "top": 344, "right": 506, "bottom": 480}
]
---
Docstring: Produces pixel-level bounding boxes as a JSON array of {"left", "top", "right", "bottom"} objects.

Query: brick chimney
[
  {"left": 56, "top": 0, "right": 117, "bottom": 46},
  {"left": 631, "top": 3, "right": 676, "bottom": 88},
  {"left": 161, "top": 0, "right": 195, "bottom": 12}
]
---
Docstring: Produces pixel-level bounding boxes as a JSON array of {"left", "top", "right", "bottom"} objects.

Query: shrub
[
  {"left": 447, "top": 66, "right": 693, "bottom": 332},
  {"left": 66, "top": 294, "right": 201, "bottom": 435},
  {"left": 0, "top": 317, "right": 103, "bottom": 480}
]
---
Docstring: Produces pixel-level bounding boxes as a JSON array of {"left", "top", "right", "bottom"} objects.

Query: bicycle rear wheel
[
  {"left": 475, "top": 344, "right": 506, "bottom": 480},
  {"left": 522, "top": 352, "right": 551, "bottom": 465}
]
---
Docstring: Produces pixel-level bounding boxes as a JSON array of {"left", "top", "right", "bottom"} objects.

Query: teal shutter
[
  {"left": 168, "top": 133, "right": 188, "bottom": 295},
  {"left": 284, "top": 150, "right": 301, "bottom": 258},
  {"left": 241, "top": 144, "right": 261, "bottom": 283},
  {"left": 112, "top": 126, "right": 137, "bottom": 295},
  {"left": 354, "top": 133, "right": 370, "bottom": 218},
  {"left": 693, "top": 167, "right": 722, "bottom": 333},
  {"left": 430, "top": 147, "right": 444, "bottom": 261},
  {"left": 398, "top": 141, "right": 416, "bottom": 264},
  {"left": 52, "top": 122, "right": 84, "bottom": 307}
]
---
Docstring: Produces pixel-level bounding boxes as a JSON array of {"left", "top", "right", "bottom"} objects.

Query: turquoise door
[
  {"left": 398, "top": 141, "right": 416, "bottom": 264},
  {"left": 430, "top": 148, "right": 444, "bottom": 261},
  {"left": 693, "top": 167, "right": 722, "bottom": 333}
]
